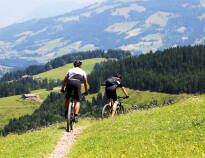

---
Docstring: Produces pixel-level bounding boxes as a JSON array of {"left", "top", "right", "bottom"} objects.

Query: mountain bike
[
  {"left": 66, "top": 93, "right": 86, "bottom": 132},
  {"left": 102, "top": 96, "right": 126, "bottom": 119}
]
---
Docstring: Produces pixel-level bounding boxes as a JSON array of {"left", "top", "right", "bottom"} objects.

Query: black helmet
[
  {"left": 73, "top": 60, "right": 82, "bottom": 67},
  {"left": 115, "top": 73, "right": 121, "bottom": 79}
]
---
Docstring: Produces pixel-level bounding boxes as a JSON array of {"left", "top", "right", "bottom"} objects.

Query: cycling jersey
[
  {"left": 66, "top": 67, "right": 87, "bottom": 81},
  {"left": 65, "top": 67, "right": 87, "bottom": 100},
  {"left": 105, "top": 77, "right": 123, "bottom": 101}
]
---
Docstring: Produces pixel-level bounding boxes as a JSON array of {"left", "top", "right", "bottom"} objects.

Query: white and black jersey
[
  {"left": 65, "top": 67, "right": 87, "bottom": 100},
  {"left": 66, "top": 67, "right": 87, "bottom": 81}
]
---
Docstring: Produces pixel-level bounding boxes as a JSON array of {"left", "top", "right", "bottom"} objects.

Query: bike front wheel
[{"left": 102, "top": 104, "right": 112, "bottom": 119}]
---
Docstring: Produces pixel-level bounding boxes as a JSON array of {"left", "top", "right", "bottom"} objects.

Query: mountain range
[{"left": 0, "top": 0, "right": 205, "bottom": 76}]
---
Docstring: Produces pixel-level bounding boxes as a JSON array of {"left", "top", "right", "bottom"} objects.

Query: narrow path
[{"left": 48, "top": 127, "right": 86, "bottom": 158}]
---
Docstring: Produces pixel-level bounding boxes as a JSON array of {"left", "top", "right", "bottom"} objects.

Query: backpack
[{"left": 105, "top": 77, "right": 117, "bottom": 87}]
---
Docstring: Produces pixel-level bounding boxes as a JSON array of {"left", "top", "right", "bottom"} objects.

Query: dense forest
[
  {"left": 0, "top": 78, "right": 61, "bottom": 98},
  {"left": 88, "top": 45, "right": 205, "bottom": 94},
  {"left": 0, "top": 49, "right": 131, "bottom": 82}
]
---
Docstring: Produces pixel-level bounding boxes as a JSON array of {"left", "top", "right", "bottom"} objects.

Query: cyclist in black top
[{"left": 105, "top": 73, "right": 129, "bottom": 116}]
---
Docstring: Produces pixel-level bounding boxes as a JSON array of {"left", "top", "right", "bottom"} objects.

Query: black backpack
[{"left": 105, "top": 77, "right": 117, "bottom": 87}]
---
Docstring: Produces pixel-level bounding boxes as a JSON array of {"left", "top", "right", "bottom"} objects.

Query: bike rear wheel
[
  {"left": 116, "top": 105, "right": 125, "bottom": 115},
  {"left": 102, "top": 104, "right": 112, "bottom": 119},
  {"left": 67, "top": 102, "right": 74, "bottom": 132}
]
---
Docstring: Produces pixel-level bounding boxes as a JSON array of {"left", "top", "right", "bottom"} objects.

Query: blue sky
[{"left": 0, "top": 0, "right": 101, "bottom": 28}]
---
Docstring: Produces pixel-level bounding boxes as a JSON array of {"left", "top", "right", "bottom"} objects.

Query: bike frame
[{"left": 102, "top": 96, "right": 126, "bottom": 119}]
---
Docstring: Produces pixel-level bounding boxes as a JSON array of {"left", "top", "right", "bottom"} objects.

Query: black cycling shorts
[
  {"left": 106, "top": 86, "right": 117, "bottom": 101},
  {"left": 66, "top": 79, "right": 81, "bottom": 101}
]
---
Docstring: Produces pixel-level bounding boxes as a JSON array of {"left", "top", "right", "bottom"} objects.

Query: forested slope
[{"left": 88, "top": 45, "right": 205, "bottom": 94}]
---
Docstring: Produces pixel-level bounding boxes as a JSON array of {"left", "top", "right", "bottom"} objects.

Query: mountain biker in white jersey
[
  {"left": 61, "top": 60, "right": 88, "bottom": 123},
  {"left": 105, "top": 73, "right": 129, "bottom": 116}
]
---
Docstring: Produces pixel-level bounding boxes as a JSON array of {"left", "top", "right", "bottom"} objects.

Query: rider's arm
[
  {"left": 61, "top": 76, "right": 68, "bottom": 91},
  {"left": 121, "top": 87, "right": 128, "bottom": 97},
  {"left": 83, "top": 78, "right": 89, "bottom": 93}
]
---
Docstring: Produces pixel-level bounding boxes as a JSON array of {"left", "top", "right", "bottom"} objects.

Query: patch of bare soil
[{"left": 48, "top": 127, "right": 86, "bottom": 158}]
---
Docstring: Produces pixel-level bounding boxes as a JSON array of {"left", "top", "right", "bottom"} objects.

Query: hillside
[
  {"left": 0, "top": 93, "right": 204, "bottom": 157},
  {"left": 0, "top": 88, "right": 58, "bottom": 129},
  {"left": 68, "top": 95, "right": 205, "bottom": 158},
  {"left": 88, "top": 45, "right": 205, "bottom": 94},
  {"left": 34, "top": 58, "right": 106, "bottom": 80},
  {"left": 0, "top": 0, "right": 205, "bottom": 73}
]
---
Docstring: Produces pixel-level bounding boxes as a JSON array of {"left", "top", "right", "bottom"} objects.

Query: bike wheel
[
  {"left": 116, "top": 105, "right": 125, "bottom": 115},
  {"left": 102, "top": 104, "right": 112, "bottom": 119},
  {"left": 67, "top": 102, "right": 73, "bottom": 132}
]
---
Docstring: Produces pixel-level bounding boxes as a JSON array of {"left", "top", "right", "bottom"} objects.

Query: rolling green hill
[
  {"left": 68, "top": 95, "right": 205, "bottom": 158},
  {"left": 0, "top": 89, "right": 58, "bottom": 129},
  {"left": 33, "top": 58, "right": 106, "bottom": 80},
  {"left": 0, "top": 93, "right": 204, "bottom": 158}
]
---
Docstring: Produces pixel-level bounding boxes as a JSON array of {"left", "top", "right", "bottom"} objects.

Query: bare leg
[
  {"left": 112, "top": 101, "right": 118, "bottom": 116},
  {"left": 65, "top": 99, "right": 69, "bottom": 111},
  {"left": 75, "top": 100, "right": 80, "bottom": 115},
  {"left": 108, "top": 99, "right": 112, "bottom": 106}
]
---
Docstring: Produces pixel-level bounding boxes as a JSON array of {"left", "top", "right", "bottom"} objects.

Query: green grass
[
  {"left": 0, "top": 123, "right": 64, "bottom": 158},
  {"left": 0, "top": 88, "right": 59, "bottom": 129},
  {"left": 0, "top": 119, "right": 98, "bottom": 158},
  {"left": 34, "top": 58, "right": 106, "bottom": 80},
  {"left": 86, "top": 87, "right": 182, "bottom": 110},
  {"left": 67, "top": 95, "right": 205, "bottom": 158},
  {"left": 0, "top": 95, "right": 40, "bottom": 129}
]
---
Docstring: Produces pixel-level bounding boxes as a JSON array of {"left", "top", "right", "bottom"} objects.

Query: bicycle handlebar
[{"left": 117, "top": 96, "right": 129, "bottom": 99}]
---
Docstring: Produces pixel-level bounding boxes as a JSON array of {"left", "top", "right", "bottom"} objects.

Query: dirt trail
[{"left": 48, "top": 127, "right": 86, "bottom": 158}]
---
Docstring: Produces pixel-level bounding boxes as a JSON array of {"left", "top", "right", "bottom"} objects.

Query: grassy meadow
[
  {"left": 0, "top": 90, "right": 204, "bottom": 158},
  {"left": 86, "top": 87, "right": 182, "bottom": 110},
  {"left": 0, "top": 88, "right": 59, "bottom": 129},
  {"left": 0, "top": 123, "right": 64, "bottom": 158},
  {"left": 67, "top": 95, "right": 205, "bottom": 158},
  {"left": 0, "top": 119, "right": 97, "bottom": 158},
  {"left": 33, "top": 58, "right": 106, "bottom": 80}
]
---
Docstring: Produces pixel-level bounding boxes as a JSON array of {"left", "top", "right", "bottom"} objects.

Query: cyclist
[
  {"left": 61, "top": 60, "right": 88, "bottom": 123},
  {"left": 105, "top": 73, "right": 129, "bottom": 116}
]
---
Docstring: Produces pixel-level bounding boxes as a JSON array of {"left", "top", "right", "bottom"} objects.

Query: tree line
[
  {"left": 0, "top": 78, "right": 61, "bottom": 98},
  {"left": 1, "top": 49, "right": 131, "bottom": 82},
  {"left": 88, "top": 45, "right": 205, "bottom": 94}
]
